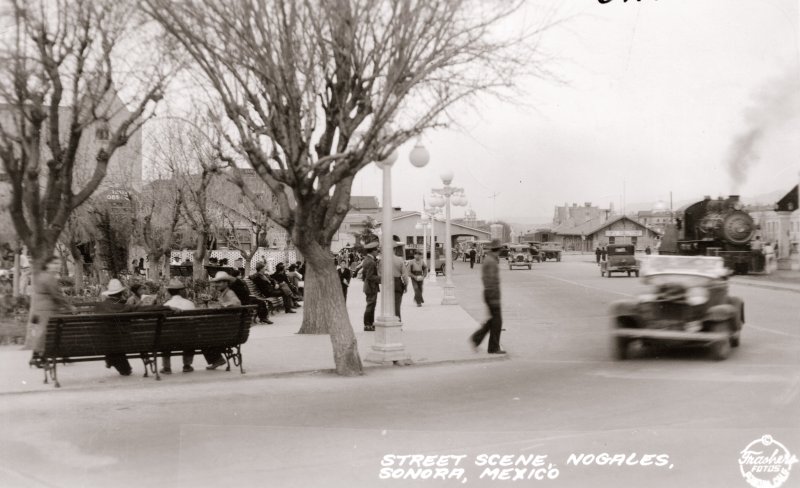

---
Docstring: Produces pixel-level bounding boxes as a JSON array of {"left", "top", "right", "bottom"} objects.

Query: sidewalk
[
  {"left": 0, "top": 281, "right": 501, "bottom": 394},
  {"left": 731, "top": 269, "right": 800, "bottom": 294}
]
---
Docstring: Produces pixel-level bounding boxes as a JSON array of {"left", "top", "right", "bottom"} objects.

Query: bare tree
[
  {"left": 145, "top": 0, "right": 553, "bottom": 375},
  {"left": 211, "top": 186, "right": 275, "bottom": 277},
  {"left": 131, "top": 180, "right": 183, "bottom": 281},
  {"left": 0, "top": 0, "right": 170, "bottom": 346}
]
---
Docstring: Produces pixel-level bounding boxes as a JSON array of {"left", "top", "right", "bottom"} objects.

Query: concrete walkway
[
  {"left": 0, "top": 280, "right": 501, "bottom": 394},
  {"left": 731, "top": 269, "right": 800, "bottom": 294}
]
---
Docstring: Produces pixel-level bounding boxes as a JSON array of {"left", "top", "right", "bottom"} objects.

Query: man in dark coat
[
  {"left": 600, "top": 246, "right": 607, "bottom": 262},
  {"left": 337, "top": 259, "right": 351, "bottom": 302},
  {"left": 95, "top": 279, "right": 172, "bottom": 375},
  {"left": 470, "top": 239, "right": 505, "bottom": 354},
  {"left": 250, "top": 262, "right": 296, "bottom": 314},
  {"left": 361, "top": 241, "right": 380, "bottom": 331},
  {"left": 469, "top": 247, "right": 477, "bottom": 269},
  {"left": 595, "top": 246, "right": 602, "bottom": 264},
  {"left": 272, "top": 263, "right": 301, "bottom": 307}
]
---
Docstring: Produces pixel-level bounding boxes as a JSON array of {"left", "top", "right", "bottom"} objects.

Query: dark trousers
[
  {"left": 105, "top": 354, "right": 132, "bottom": 375},
  {"left": 470, "top": 258, "right": 475, "bottom": 269},
  {"left": 394, "top": 277, "right": 405, "bottom": 320},
  {"left": 411, "top": 277, "right": 424, "bottom": 305},
  {"left": 162, "top": 351, "right": 194, "bottom": 370},
  {"left": 203, "top": 348, "right": 224, "bottom": 365},
  {"left": 471, "top": 303, "right": 503, "bottom": 353},
  {"left": 342, "top": 285, "right": 348, "bottom": 302},
  {"left": 596, "top": 254, "right": 601, "bottom": 263},
  {"left": 364, "top": 292, "right": 377, "bottom": 326},
  {"left": 278, "top": 283, "right": 297, "bottom": 311}
]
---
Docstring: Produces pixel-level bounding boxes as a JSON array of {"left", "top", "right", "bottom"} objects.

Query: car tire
[
  {"left": 730, "top": 332, "right": 740, "bottom": 348},
  {"left": 709, "top": 322, "right": 731, "bottom": 361},
  {"left": 613, "top": 336, "right": 629, "bottom": 360}
]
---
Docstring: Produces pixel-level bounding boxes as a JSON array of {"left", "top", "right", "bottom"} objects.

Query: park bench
[
  {"left": 243, "top": 277, "right": 284, "bottom": 313},
  {"left": 38, "top": 305, "right": 255, "bottom": 388}
]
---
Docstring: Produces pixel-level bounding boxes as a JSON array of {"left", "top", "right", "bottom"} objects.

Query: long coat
[
  {"left": 361, "top": 254, "right": 380, "bottom": 295},
  {"left": 481, "top": 252, "right": 501, "bottom": 306},
  {"left": 25, "top": 271, "right": 72, "bottom": 352}
]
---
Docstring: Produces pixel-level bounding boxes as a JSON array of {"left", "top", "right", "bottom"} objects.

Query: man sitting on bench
[
  {"left": 250, "top": 262, "right": 296, "bottom": 314},
  {"left": 94, "top": 279, "right": 172, "bottom": 376},
  {"left": 160, "top": 278, "right": 196, "bottom": 374}
]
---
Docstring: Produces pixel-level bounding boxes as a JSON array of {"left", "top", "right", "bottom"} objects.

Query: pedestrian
[
  {"left": 25, "top": 256, "right": 75, "bottom": 366},
  {"left": 337, "top": 259, "right": 351, "bottom": 302},
  {"left": 361, "top": 241, "right": 380, "bottom": 331},
  {"left": 595, "top": 246, "right": 602, "bottom": 264},
  {"left": 470, "top": 239, "right": 505, "bottom": 354},
  {"left": 600, "top": 246, "right": 607, "bottom": 262},
  {"left": 645, "top": 246, "right": 652, "bottom": 255},
  {"left": 160, "top": 278, "right": 196, "bottom": 374},
  {"left": 408, "top": 250, "right": 427, "bottom": 307},
  {"left": 392, "top": 241, "right": 408, "bottom": 320},
  {"left": 469, "top": 247, "right": 477, "bottom": 269}
]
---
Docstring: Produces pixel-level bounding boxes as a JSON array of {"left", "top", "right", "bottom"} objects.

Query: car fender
[{"left": 610, "top": 299, "right": 639, "bottom": 322}]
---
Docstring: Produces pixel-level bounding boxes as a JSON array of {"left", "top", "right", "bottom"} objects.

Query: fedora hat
[
  {"left": 363, "top": 241, "right": 379, "bottom": 250},
  {"left": 488, "top": 238, "right": 503, "bottom": 250},
  {"left": 210, "top": 271, "right": 235, "bottom": 282},
  {"left": 166, "top": 278, "right": 185, "bottom": 290},
  {"left": 102, "top": 278, "right": 127, "bottom": 296}
]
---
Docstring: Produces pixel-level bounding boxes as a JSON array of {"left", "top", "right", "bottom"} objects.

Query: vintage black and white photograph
[{"left": 0, "top": 0, "right": 798, "bottom": 487}]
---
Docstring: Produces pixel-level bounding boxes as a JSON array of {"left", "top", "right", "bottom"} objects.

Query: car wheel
[
  {"left": 613, "top": 337, "right": 629, "bottom": 360},
  {"left": 730, "top": 332, "right": 740, "bottom": 348},
  {"left": 709, "top": 322, "right": 731, "bottom": 360}
]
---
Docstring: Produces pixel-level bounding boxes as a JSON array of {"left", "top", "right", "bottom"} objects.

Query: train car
[{"left": 659, "top": 195, "right": 765, "bottom": 274}]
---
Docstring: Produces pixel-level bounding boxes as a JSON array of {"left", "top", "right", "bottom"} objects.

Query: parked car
[
  {"left": 609, "top": 255, "right": 744, "bottom": 361},
  {"left": 507, "top": 244, "right": 534, "bottom": 270},
  {"left": 601, "top": 244, "right": 639, "bottom": 277},
  {"left": 538, "top": 242, "right": 562, "bottom": 262}
]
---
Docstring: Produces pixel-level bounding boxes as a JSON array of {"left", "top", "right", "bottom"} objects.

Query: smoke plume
[{"left": 726, "top": 71, "right": 800, "bottom": 192}]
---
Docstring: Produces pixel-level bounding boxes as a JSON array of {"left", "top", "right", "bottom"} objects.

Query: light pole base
[
  {"left": 365, "top": 315, "right": 411, "bottom": 364},
  {"left": 441, "top": 283, "right": 458, "bottom": 305}
]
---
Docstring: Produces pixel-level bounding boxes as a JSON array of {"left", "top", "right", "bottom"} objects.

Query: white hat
[
  {"left": 393, "top": 241, "right": 403, "bottom": 248},
  {"left": 210, "top": 271, "right": 235, "bottom": 282},
  {"left": 102, "top": 279, "right": 127, "bottom": 296}
]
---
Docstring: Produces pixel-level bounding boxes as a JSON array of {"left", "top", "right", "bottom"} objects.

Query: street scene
[{"left": 1, "top": 1, "right": 799, "bottom": 487}]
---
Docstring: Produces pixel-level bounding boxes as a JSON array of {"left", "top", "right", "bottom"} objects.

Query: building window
[
  {"left": 416, "top": 236, "right": 423, "bottom": 245},
  {"left": 406, "top": 236, "right": 414, "bottom": 245},
  {"left": 631, "top": 236, "right": 637, "bottom": 247},
  {"left": 608, "top": 236, "right": 615, "bottom": 244}
]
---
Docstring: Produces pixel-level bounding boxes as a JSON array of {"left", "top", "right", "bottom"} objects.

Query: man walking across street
[
  {"left": 469, "top": 246, "right": 477, "bottom": 269},
  {"left": 470, "top": 239, "right": 505, "bottom": 354},
  {"left": 361, "top": 241, "right": 380, "bottom": 331},
  {"left": 408, "top": 250, "right": 427, "bottom": 307}
]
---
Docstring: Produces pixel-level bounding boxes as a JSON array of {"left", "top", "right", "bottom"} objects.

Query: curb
[
  {"left": 0, "top": 351, "right": 509, "bottom": 398},
  {"left": 731, "top": 279, "right": 800, "bottom": 294}
]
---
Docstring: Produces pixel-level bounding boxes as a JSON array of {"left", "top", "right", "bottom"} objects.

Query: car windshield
[{"left": 645, "top": 274, "right": 713, "bottom": 288}]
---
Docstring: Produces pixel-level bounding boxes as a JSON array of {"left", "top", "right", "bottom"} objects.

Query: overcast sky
[{"left": 352, "top": 0, "right": 800, "bottom": 226}]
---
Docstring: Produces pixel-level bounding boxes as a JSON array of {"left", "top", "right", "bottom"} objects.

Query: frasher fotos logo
[{"left": 739, "top": 435, "right": 798, "bottom": 488}]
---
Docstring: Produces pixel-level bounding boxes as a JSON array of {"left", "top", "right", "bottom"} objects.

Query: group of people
[{"left": 25, "top": 256, "right": 306, "bottom": 376}]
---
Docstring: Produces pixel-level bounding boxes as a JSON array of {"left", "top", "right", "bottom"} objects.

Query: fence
[{"left": 169, "top": 248, "right": 300, "bottom": 274}]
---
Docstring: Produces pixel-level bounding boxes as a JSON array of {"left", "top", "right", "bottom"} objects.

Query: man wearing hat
[
  {"left": 361, "top": 240, "right": 380, "bottom": 331},
  {"left": 161, "top": 279, "right": 196, "bottom": 374},
  {"left": 391, "top": 241, "right": 409, "bottom": 320},
  {"left": 470, "top": 238, "right": 506, "bottom": 354},
  {"left": 204, "top": 271, "right": 242, "bottom": 370},
  {"left": 95, "top": 278, "right": 172, "bottom": 375}
]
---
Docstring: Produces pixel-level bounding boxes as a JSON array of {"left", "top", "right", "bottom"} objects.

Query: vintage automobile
[
  {"left": 601, "top": 244, "right": 639, "bottom": 277},
  {"left": 609, "top": 255, "right": 744, "bottom": 361},
  {"left": 507, "top": 244, "right": 535, "bottom": 270},
  {"left": 538, "top": 242, "right": 562, "bottom": 262}
]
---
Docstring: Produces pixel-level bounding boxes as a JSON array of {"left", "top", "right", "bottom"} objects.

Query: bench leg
[
  {"left": 225, "top": 346, "right": 245, "bottom": 374},
  {"left": 43, "top": 358, "right": 60, "bottom": 388}
]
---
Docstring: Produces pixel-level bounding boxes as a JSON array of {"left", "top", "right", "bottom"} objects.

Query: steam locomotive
[{"left": 659, "top": 195, "right": 761, "bottom": 274}]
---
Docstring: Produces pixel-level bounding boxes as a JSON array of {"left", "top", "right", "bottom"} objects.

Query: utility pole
[{"left": 488, "top": 192, "right": 500, "bottom": 222}]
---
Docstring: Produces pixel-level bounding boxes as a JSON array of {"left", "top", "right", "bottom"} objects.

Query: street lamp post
[
  {"left": 424, "top": 205, "right": 441, "bottom": 282},
  {"left": 366, "top": 141, "right": 430, "bottom": 365},
  {"left": 431, "top": 171, "right": 468, "bottom": 305}
]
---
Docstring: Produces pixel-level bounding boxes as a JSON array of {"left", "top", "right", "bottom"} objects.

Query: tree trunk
[
  {"left": 69, "top": 243, "right": 85, "bottom": 293},
  {"left": 297, "top": 240, "right": 362, "bottom": 376},
  {"left": 147, "top": 252, "right": 163, "bottom": 281},
  {"left": 193, "top": 232, "right": 208, "bottom": 280}
]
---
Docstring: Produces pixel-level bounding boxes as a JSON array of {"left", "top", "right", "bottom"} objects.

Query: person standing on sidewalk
[
  {"left": 469, "top": 247, "right": 477, "bottom": 269},
  {"left": 470, "top": 239, "right": 505, "bottom": 354},
  {"left": 361, "top": 241, "right": 380, "bottom": 331},
  {"left": 408, "top": 250, "right": 427, "bottom": 307},
  {"left": 595, "top": 246, "right": 602, "bottom": 264},
  {"left": 337, "top": 259, "right": 351, "bottom": 302},
  {"left": 392, "top": 241, "right": 409, "bottom": 320}
]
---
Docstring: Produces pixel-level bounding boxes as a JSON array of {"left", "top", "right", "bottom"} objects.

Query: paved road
[{"left": 0, "top": 255, "right": 797, "bottom": 488}]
